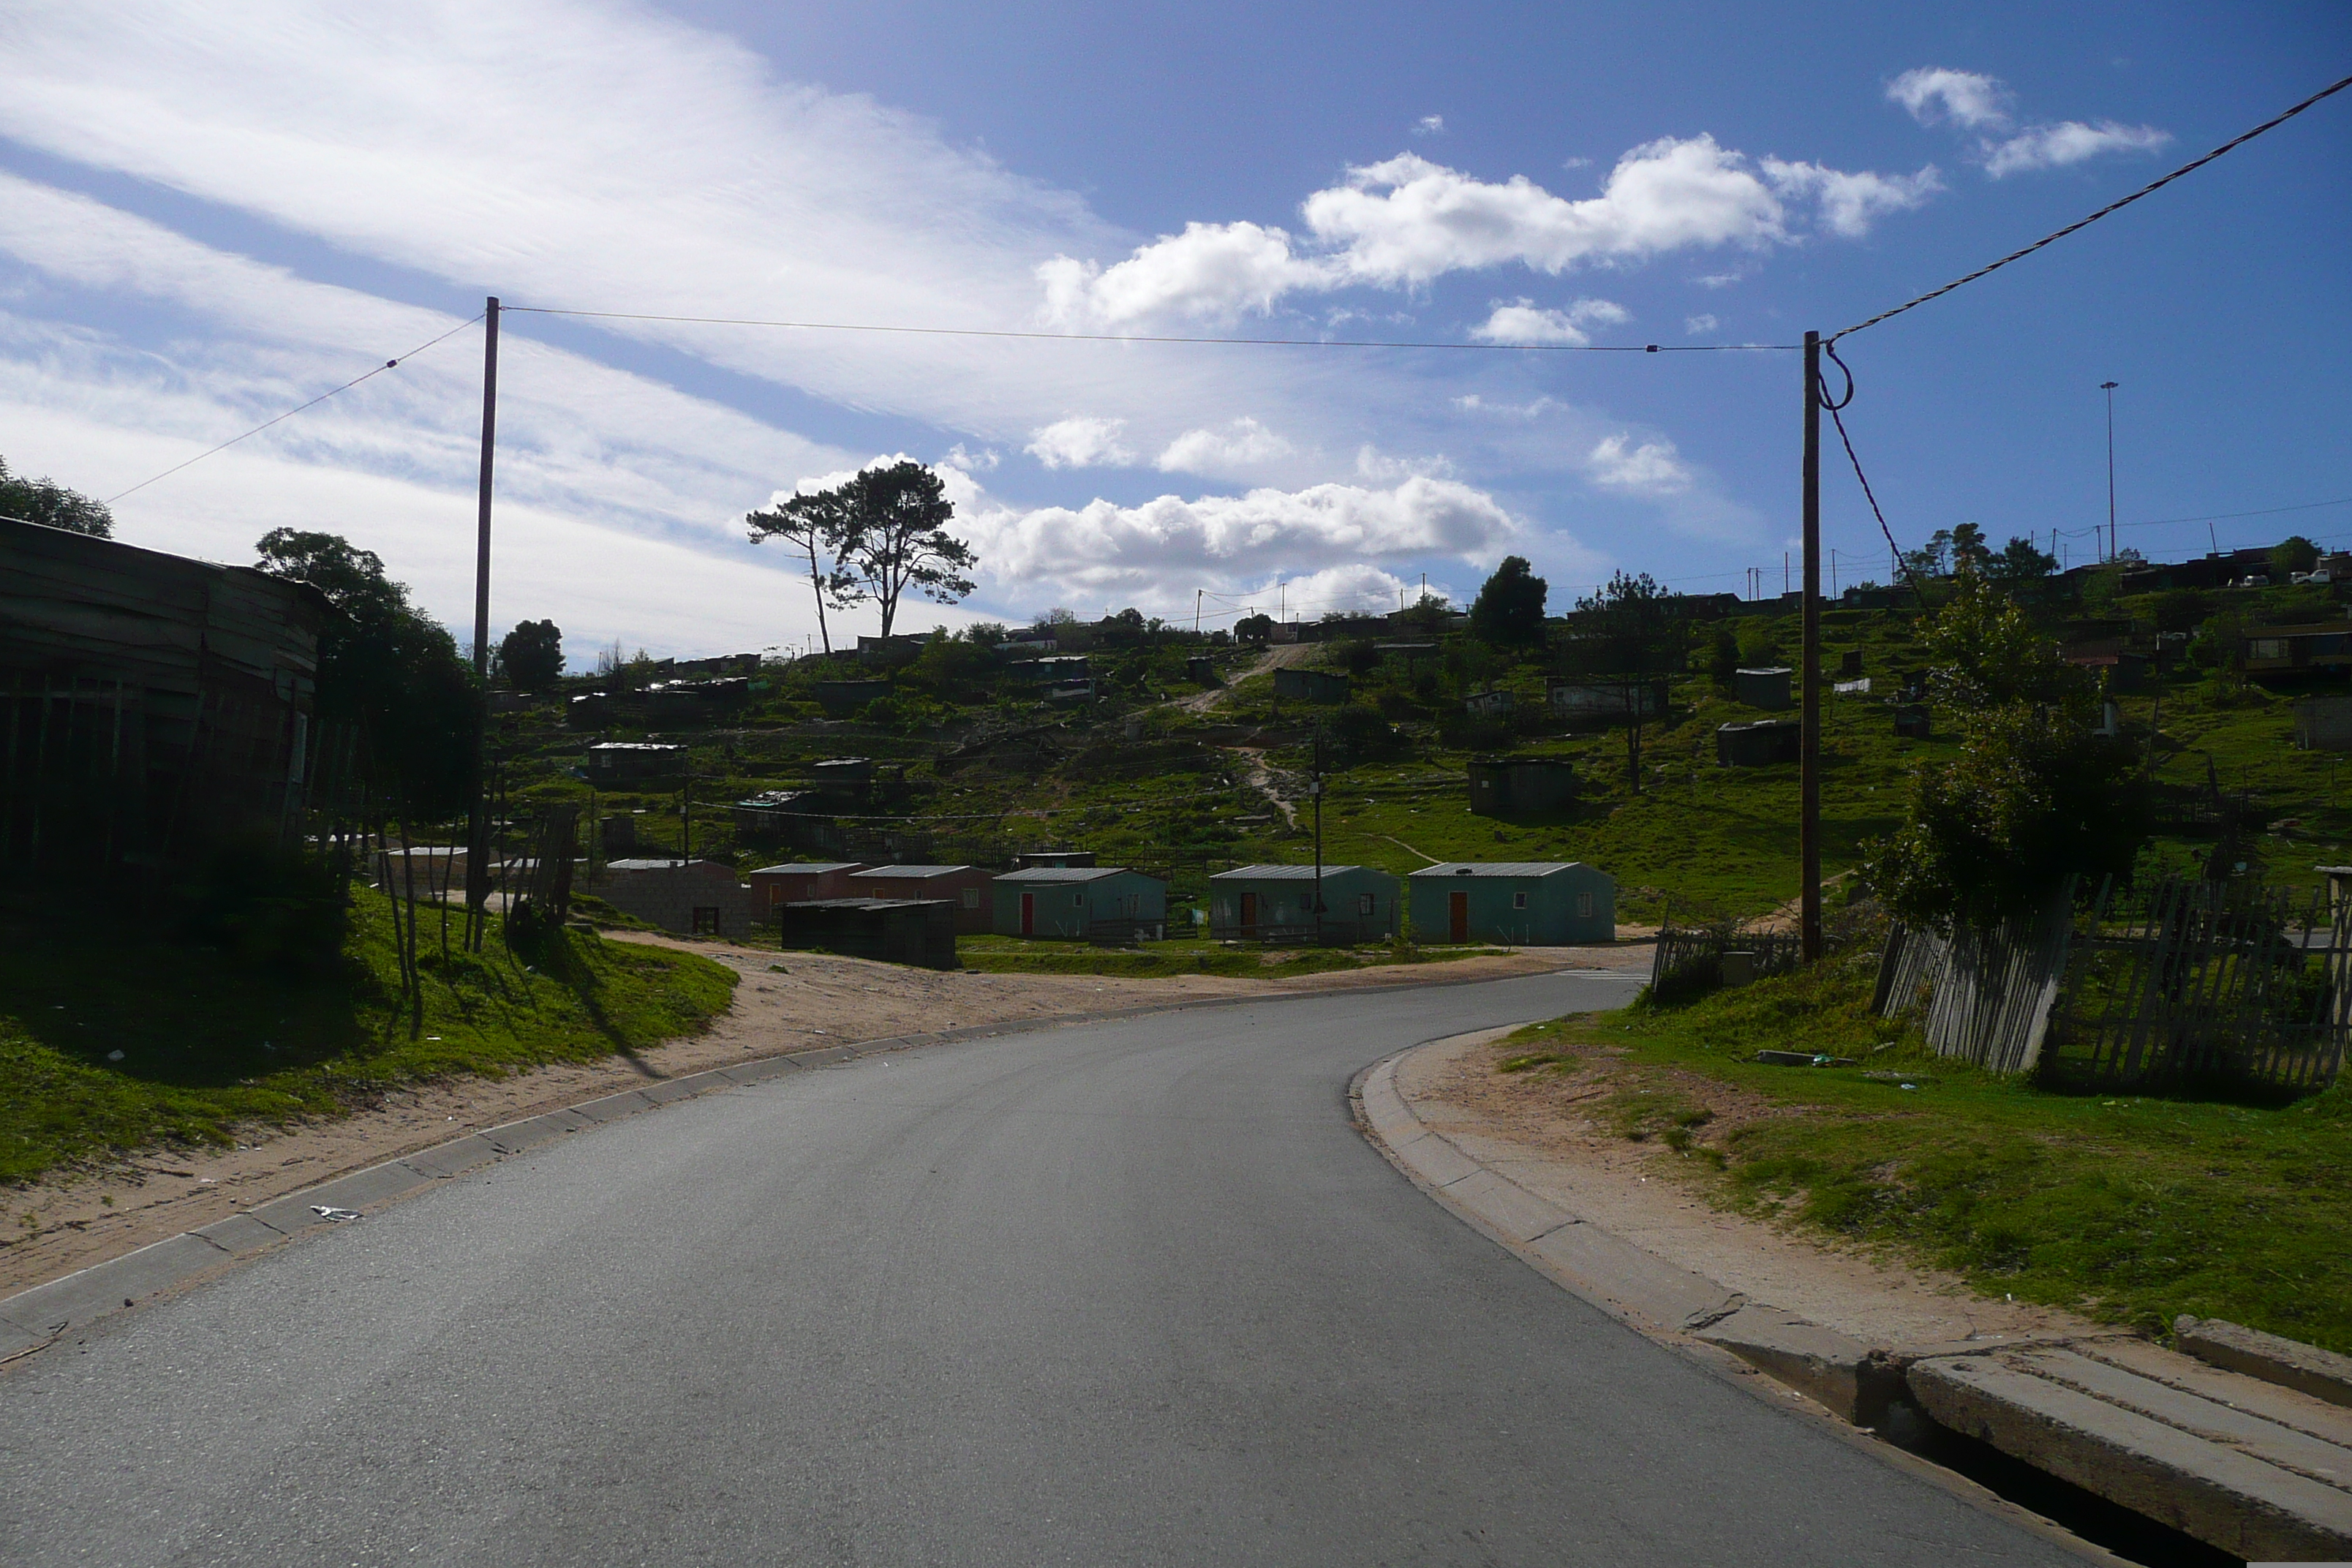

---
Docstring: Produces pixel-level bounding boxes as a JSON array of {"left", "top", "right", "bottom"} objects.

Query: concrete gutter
[
  {"left": 1353, "top": 1035, "right": 2352, "bottom": 1562},
  {"left": 0, "top": 959, "right": 1613, "bottom": 1368}
]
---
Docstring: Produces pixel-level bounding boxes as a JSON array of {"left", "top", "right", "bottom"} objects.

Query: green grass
[
  {"left": 954, "top": 932, "right": 1508, "bottom": 979},
  {"left": 0, "top": 894, "right": 735, "bottom": 1186},
  {"left": 1512, "top": 957, "right": 2352, "bottom": 1351}
]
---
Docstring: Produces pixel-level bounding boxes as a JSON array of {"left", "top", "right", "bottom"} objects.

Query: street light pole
[{"left": 2101, "top": 381, "right": 2120, "bottom": 563}]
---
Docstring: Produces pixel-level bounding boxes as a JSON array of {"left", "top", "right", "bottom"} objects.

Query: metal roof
[
  {"left": 1211, "top": 864, "right": 1379, "bottom": 881},
  {"left": 603, "top": 857, "right": 727, "bottom": 872},
  {"left": 750, "top": 862, "right": 862, "bottom": 875},
  {"left": 990, "top": 866, "right": 1139, "bottom": 883},
  {"left": 1407, "top": 862, "right": 1585, "bottom": 878},
  {"left": 849, "top": 864, "right": 979, "bottom": 878}
]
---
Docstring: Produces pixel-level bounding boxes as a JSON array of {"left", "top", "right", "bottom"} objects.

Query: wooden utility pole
[
  {"left": 464, "top": 296, "right": 500, "bottom": 949},
  {"left": 1800, "top": 330, "right": 1823, "bottom": 963}
]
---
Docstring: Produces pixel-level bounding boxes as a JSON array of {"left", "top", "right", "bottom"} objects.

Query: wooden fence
[
  {"left": 1872, "top": 878, "right": 2076, "bottom": 1074},
  {"left": 1649, "top": 921, "right": 1803, "bottom": 993}
]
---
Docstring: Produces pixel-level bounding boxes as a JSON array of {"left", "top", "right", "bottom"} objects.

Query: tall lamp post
[{"left": 2100, "top": 381, "right": 2120, "bottom": 562}]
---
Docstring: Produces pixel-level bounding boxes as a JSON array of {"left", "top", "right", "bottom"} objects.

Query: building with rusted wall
[{"left": 1, "top": 518, "right": 328, "bottom": 878}]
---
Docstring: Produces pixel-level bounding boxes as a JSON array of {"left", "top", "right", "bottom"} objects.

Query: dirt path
[
  {"left": 0, "top": 936, "right": 1624, "bottom": 1297},
  {"left": 1397, "top": 1029, "right": 2095, "bottom": 1349},
  {"left": 1174, "top": 641, "right": 1317, "bottom": 715}
]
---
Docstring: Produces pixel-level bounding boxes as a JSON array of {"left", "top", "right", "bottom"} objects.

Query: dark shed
[
  {"left": 1716, "top": 719, "right": 1801, "bottom": 766},
  {"left": 1273, "top": 667, "right": 1351, "bottom": 704},
  {"left": 777, "top": 898, "right": 959, "bottom": 969},
  {"left": 1467, "top": 756, "right": 1578, "bottom": 818}
]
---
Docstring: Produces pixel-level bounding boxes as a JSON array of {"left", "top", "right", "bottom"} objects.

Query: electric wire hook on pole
[{"left": 464, "top": 296, "right": 500, "bottom": 951}]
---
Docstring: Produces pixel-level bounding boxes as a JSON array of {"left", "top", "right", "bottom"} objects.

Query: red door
[
  {"left": 1240, "top": 892, "right": 1256, "bottom": 935},
  {"left": 1449, "top": 891, "right": 1469, "bottom": 943},
  {"left": 1020, "top": 892, "right": 1035, "bottom": 936}
]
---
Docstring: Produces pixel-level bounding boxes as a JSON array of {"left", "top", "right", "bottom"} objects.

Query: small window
[
  {"left": 691, "top": 906, "right": 721, "bottom": 935},
  {"left": 1512, "top": 892, "right": 1529, "bottom": 910},
  {"left": 962, "top": 887, "right": 981, "bottom": 909},
  {"left": 1074, "top": 892, "right": 1086, "bottom": 907},
  {"left": 1577, "top": 891, "right": 1594, "bottom": 918},
  {"left": 1357, "top": 893, "right": 1375, "bottom": 916}
]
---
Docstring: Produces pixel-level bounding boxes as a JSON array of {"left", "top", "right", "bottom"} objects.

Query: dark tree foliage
[
  {"left": 1706, "top": 624, "right": 1740, "bottom": 690},
  {"left": 1561, "top": 571, "right": 1684, "bottom": 792},
  {"left": 840, "top": 461, "right": 978, "bottom": 638},
  {"left": 0, "top": 456, "right": 113, "bottom": 536},
  {"left": 1986, "top": 535, "right": 2058, "bottom": 581},
  {"left": 1234, "top": 613, "right": 1274, "bottom": 644},
  {"left": 1469, "top": 555, "right": 1548, "bottom": 647},
  {"left": 1865, "top": 570, "right": 2146, "bottom": 932},
  {"left": 2270, "top": 535, "right": 2321, "bottom": 581},
  {"left": 499, "top": 619, "right": 564, "bottom": 689},
  {"left": 254, "top": 529, "right": 478, "bottom": 820},
  {"left": 745, "top": 489, "right": 859, "bottom": 655}
]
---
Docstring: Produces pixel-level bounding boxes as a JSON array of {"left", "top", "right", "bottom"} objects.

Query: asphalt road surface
[{"left": 1, "top": 971, "right": 2083, "bottom": 1566}]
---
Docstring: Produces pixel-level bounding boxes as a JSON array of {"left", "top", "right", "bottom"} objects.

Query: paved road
[{"left": 1, "top": 972, "right": 2081, "bottom": 1566}]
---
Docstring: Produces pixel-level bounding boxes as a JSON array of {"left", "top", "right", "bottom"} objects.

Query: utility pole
[
  {"left": 1800, "top": 330, "right": 1823, "bottom": 964},
  {"left": 464, "top": 296, "right": 500, "bottom": 950},
  {"left": 1194, "top": 589, "right": 1202, "bottom": 634},
  {"left": 1311, "top": 721, "right": 1326, "bottom": 945},
  {"left": 2100, "top": 381, "right": 2120, "bottom": 564}
]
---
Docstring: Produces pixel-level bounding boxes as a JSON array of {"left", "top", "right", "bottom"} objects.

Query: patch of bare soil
[
  {"left": 0, "top": 934, "right": 1616, "bottom": 1297},
  {"left": 1396, "top": 1029, "right": 2098, "bottom": 1351}
]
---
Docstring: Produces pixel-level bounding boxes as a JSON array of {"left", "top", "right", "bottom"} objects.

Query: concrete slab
[
  {"left": 246, "top": 1158, "right": 434, "bottom": 1232},
  {"left": 787, "top": 1045, "right": 859, "bottom": 1068},
  {"left": 482, "top": 1107, "right": 590, "bottom": 1153},
  {"left": 636, "top": 1074, "right": 711, "bottom": 1104},
  {"left": 1910, "top": 1350, "right": 2352, "bottom": 1561},
  {"left": 0, "top": 1232, "right": 231, "bottom": 1336},
  {"left": 2010, "top": 1345, "right": 2352, "bottom": 1488},
  {"left": 2177, "top": 1315, "right": 2352, "bottom": 1410},
  {"left": 571, "top": 1088, "right": 657, "bottom": 1123},
  {"left": 718, "top": 1056, "right": 800, "bottom": 1086},
  {"left": 399, "top": 1134, "right": 502, "bottom": 1179},
  {"left": 190, "top": 1213, "right": 290, "bottom": 1254},
  {"left": 1523, "top": 1217, "right": 1744, "bottom": 1334},
  {"left": 1697, "top": 1305, "right": 1902, "bottom": 1426},
  {"left": 2083, "top": 1338, "right": 2352, "bottom": 1450},
  {"left": 1439, "top": 1167, "right": 1575, "bottom": 1245},
  {"left": 1392, "top": 1131, "right": 1487, "bottom": 1189}
]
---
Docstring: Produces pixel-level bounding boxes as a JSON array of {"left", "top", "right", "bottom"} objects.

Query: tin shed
[
  {"left": 1208, "top": 864, "right": 1398, "bottom": 943},
  {"left": 776, "top": 898, "right": 957, "bottom": 969},
  {"left": 1734, "top": 667, "right": 1793, "bottom": 709},
  {"left": 1273, "top": 667, "right": 1351, "bottom": 704},
  {"left": 1407, "top": 862, "right": 1615, "bottom": 946},
  {"left": 1716, "top": 719, "right": 1801, "bottom": 766},
  {"left": 991, "top": 866, "right": 1166, "bottom": 940},
  {"left": 747, "top": 861, "right": 867, "bottom": 912},
  {"left": 1467, "top": 756, "right": 1577, "bottom": 818},
  {"left": 848, "top": 864, "right": 995, "bottom": 932}
]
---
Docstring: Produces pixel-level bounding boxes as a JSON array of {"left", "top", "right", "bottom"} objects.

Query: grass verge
[
  {"left": 1506, "top": 953, "right": 2352, "bottom": 1352},
  {"left": 0, "top": 892, "right": 735, "bottom": 1186}
]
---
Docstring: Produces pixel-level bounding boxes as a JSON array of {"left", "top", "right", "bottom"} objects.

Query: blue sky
[{"left": 0, "top": 1, "right": 2344, "bottom": 660}]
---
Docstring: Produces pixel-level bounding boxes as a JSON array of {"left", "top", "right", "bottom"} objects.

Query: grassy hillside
[{"left": 0, "top": 893, "right": 734, "bottom": 1185}]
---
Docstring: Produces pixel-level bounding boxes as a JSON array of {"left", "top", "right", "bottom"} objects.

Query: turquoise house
[
  {"left": 1208, "top": 864, "right": 1398, "bottom": 942},
  {"left": 991, "top": 866, "right": 1166, "bottom": 939},
  {"left": 1407, "top": 862, "right": 1616, "bottom": 945}
]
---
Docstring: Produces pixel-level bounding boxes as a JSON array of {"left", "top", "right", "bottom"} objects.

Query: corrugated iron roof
[
  {"left": 848, "top": 864, "right": 978, "bottom": 878},
  {"left": 990, "top": 866, "right": 1139, "bottom": 883},
  {"left": 1210, "top": 864, "right": 1378, "bottom": 881},
  {"left": 1407, "top": 862, "right": 1583, "bottom": 878},
  {"left": 750, "top": 862, "right": 862, "bottom": 875}
]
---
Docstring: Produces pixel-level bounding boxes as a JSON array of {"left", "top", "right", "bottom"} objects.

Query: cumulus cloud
[
  {"left": 1413, "top": 115, "right": 1445, "bottom": 137},
  {"left": 1887, "top": 68, "right": 2170, "bottom": 180},
  {"left": 1587, "top": 434, "right": 1692, "bottom": 497},
  {"left": 1041, "top": 135, "right": 1936, "bottom": 325},
  {"left": 1469, "top": 296, "right": 1630, "bottom": 346},
  {"left": 1354, "top": 445, "right": 1455, "bottom": 480},
  {"left": 961, "top": 475, "right": 1520, "bottom": 606},
  {"left": 1685, "top": 314, "right": 1719, "bottom": 335},
  {"left": 1762, "top": 159, "right": 1942, "bottom": 238},
  {"left": 1025, "top": 415, "right": 1134, "bottom": 470},
  {"left": 1983, "top": 120, "right": 2172, "bottom": 178},
  {"left": 1155, "top": 417, "right": 1294, "bottom": 474},
  {"left": 943, "top": 443, "right": 998, "bottom": 472},
  {"left": 1888, "top": 67, "right": 2012, "bottom": 130}
]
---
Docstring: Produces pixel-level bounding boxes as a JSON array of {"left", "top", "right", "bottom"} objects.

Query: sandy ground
[
  {"left": 1398, "top": 1028, "right": 2100, "bottom": 1351},
  {"left": 0, "top": 934, "right": 1632, "bottom": 1298}
]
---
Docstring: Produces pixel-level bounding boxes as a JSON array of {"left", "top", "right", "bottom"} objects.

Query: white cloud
[
  {"left": 1762, "top": 159, "right": 1943, "bottom": 238},
  {"left": 1155, "top": 417, "right": 1294, "bottom": 474},
  {"left": 1587, "top": 434, "right": 1692, "bottom": 497},
  {"left": 1561, "top": 157, "right": 1593, "bottom": 170},
  {"left": 1469, "top": 295, "right": 1630, "bottom": 346},
  {"left": 1025, "top": 415, "right": 1134, "bottom": 470},
  {"left": 1694, "top": 269, "right": 1746, "bottom": 288},
  {"left": 1685, "top": 314, "right": 1719, "bottom": 335},
  {"left": 1413, "top": 115, "right": 1445, "bottom": 137},
  {"left": 1044, "top": 135, "right": 1934, "bottom": 325},
  {"left": 1354, "top": 445, "right": 1455, "bottom": 480},
  {"left": 1887, "top": 67, "right": 2012, "bottom": 130},
  {"left": 943, "top": 443, "right": 998, "bottom": 472},
  {"left": 1983, "top": 120, "right": 2172, "bottom": 178},
  {"left": 962, "top": 475, "right": 1520, "bottom": 609}
]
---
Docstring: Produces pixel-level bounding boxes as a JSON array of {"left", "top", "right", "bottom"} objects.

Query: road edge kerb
[
  {"left": 0, "top": 957, "right": 1610, "bottom": 1365},
  {"left": 1349, "top": 1033, "right": 2133, "bottom": 1567}
]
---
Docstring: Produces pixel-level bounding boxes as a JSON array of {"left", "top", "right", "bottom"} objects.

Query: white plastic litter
[
  {"left": 107, "top": 1049, "right": 125, "bottom": 1061},
  {"left": 310, "top": 1205, "right": 362, "bottom": 1223}
]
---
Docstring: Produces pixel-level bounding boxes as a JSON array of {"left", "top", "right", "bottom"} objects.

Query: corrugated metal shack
[
  {"left": 847, "top": 864, "right": 995, "bottom": 932},
  {"left": 1273, "top": 668, "right": 1351, "bottom": 704},
  {"left": 991, "top": 866, "right": 1166, "bottom": 941},
  {"left": 1733, "top": 667, "right": 1793, "bottom": 709},
  {"left": 1716, "top": 718, "right": 1801, "bottom": 766},
  {"left": 777, "top": 898, "right": 958, "bottom": 969},
  {"left": 747, "top": 861, "right": 868, "bottom": 912},
  {"left": 1208, "top": 864, "right": 1398, "bottom": 943},
  {"left": 1, "top": 517, "right": 328, "bottom": 878},
  {"left": 1408, "top": 862, "right": 1616, "bottom": 945},
  {"left": 1466, "top": 756, "right": 1577, "bottom": 818}
]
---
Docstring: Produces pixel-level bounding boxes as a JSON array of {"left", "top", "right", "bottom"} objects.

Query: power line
[
  {"left": 502, "top": 304, "right": 1797, "bottom": 355},
  {"left": 101, "top": 314, "right": 485, "bottom": 505},
  {"left": 1835, "top": 72, "right": 2352, "bottom": 342}
]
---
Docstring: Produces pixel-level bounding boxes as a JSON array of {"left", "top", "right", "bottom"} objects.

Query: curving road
[{"left": 1, "top": 971, "right": 2081, "bottom": 1566}]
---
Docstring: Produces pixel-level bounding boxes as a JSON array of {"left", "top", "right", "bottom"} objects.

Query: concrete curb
[
  {"left": 1353, "top": 1033, "right": 2352, "bottom": 1564},
  {"left": 1, "top": 958, "right": 1621, "bottom": 1365}
]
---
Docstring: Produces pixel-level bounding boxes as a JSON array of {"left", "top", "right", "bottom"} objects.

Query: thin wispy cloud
[{"left": 1888, "top": 67, "right": 2170, "bottom": 179}]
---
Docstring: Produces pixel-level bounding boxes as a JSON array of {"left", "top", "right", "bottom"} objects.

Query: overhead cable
[
  {"left": 1835, "top": 72, "right": 2352, "bottom": 342},
  {"left": 103, "top": 314, "right": 485, "bottom": 505}
]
